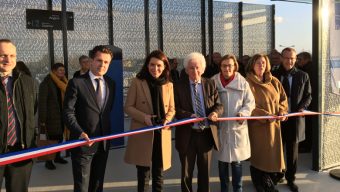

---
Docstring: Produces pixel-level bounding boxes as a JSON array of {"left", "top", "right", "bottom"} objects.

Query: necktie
[
  {"left": 2, "top": 76, "right": 17, "bottom": 146},
  {"left": 282, "top": 75, "right": 290, "bottom": 97},
  {"left": 95, "top": 78, "right": 103, "bottom": 109},
  {"left": 193, "top": 83, "right": 206, "bottom": 129}
]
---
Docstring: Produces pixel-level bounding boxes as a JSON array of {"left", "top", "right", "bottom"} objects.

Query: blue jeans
[{"left": 218, "top": 161, "right": 242, "bottom": 192}]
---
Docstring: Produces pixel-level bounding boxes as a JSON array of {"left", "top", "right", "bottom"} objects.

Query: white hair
[{"left": 183, "top": 52, "right": 206, "bottom": 72}]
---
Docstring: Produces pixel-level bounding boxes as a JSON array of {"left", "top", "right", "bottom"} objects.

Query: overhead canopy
[{"left": 271, "top": 0, "right": 312, "bottom": 4}]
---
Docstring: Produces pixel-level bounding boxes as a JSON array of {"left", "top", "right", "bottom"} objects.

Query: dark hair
[
  {"left": 136, "top": 50, "right": 170, "bottom": 81},
  {"left": 0, "top": 39, "right": 13, "bottom": 44},
  {"left": 51, "top": 63, "right": 65, "bottom": 71},
  {"left": 89, "top": 45, "right": 113, "bottom": 59},
  {"left": 220, "top": 54, "right": 239, "bottom": 72},
  {"left": 297, "top": 51, "right": 312, "bottom": 61},
  {"left": 246, "top": 54, "right": 271, "bottom": 73},
  {"left": 79, "top": 55, "right": 89, "bottom": 63},
  {"left": 16, "top": 61, "right": 32, "bottom": 76}
]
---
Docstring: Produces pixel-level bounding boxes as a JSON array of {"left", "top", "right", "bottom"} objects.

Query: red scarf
[{"left": 220, "top": 73, "right": 235, "bottom": 87}]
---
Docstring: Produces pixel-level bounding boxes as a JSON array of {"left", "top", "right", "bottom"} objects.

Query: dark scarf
[
  {"left": 145, "top": 72, "right": 167, "bottom": 125},
  {"left": 278, "top": 66, "right": 297, "bottom": 97}
]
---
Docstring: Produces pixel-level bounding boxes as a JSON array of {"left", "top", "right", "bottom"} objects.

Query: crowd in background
[{"left": 1, "top": 38, "right": 315, "bottom": 192}]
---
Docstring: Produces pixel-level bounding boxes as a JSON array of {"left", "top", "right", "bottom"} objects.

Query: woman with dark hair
[
  {"left": 245, "top": 54, "right": 288, "bottom": 192},
  {"left": 39, "top": 63, "right": 68, "bottom": 170},
  {"left": 124, "top": 50, "right": 175, "bottom": 192}
]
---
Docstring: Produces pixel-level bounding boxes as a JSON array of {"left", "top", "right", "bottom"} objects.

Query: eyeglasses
[{"left": 221, "top": 64, "right": 235, "bottom": 68}]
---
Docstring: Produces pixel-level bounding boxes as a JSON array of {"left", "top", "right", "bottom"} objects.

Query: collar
[
  {"left": 189, "top": 78, "right": 202, "bottom": 85},
  {"left": 89, "top": 70, "right": 103, "bottom": 81},
  {"left": 0, "top": 72, "right": 13, "bottom": 78}
]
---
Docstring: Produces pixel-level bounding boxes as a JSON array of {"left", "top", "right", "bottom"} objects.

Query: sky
[{"left": 223, "top": 0, "right": 313, "bottom": 53}]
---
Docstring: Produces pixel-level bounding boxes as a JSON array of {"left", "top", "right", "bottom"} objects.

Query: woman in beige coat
[
  {"left": 245, "top": 54, "right": 288, "bottom": 192},
  {"left": 212, "top": 54, "right": 255, "bottom": 192},
  {"left": 124, "top": 50, "right": 175, "bottom": 192}
]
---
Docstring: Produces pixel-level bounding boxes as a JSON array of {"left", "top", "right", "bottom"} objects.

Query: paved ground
[{"left": 2, "top": 144, "right": 339, "bottom": 192}]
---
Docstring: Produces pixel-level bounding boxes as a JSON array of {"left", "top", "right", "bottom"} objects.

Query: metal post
[
  {"left": 312, "top": 0, "right": 320, "bottom": 171},
  {"left": 201, "top": 0, "right": 206, "bottom": 56},
  {"left": 238, "top": 2, "right": 243, "bottom": 59},
  {"left": 208, "top": 0, "right": 213, "bottom": 65},
  {"left": 144, "top": 0, "right": 150, "bottom": 56},
  {"left": 47, "top": 0, "right": 54, "bottom": 69},
  {"left": 108, "top": 0, "right": 114, "bottom": 45},
  {"left": 271, "top": 4, "right": 276, "bottom": 51},
  {"left": 61, "top": 0, "right": 68, "bottom": 78},
  {"left": 157, "top": 0, "right": 163, "bottom": 51}
]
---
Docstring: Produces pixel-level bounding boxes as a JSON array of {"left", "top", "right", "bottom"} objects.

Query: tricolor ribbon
[{"left": 0, "top": 110, "right": 339, "bottom": 166}]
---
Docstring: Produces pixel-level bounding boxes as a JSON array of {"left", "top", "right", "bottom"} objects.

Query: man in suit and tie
[
  {"left": 272, "top": 47, "right": 312, "bottom": 192},
  {"left": 0, "top": 39, "right": 37, "bottom": 191},
  {"left": 174, "top": 52, "right": 223, "bottom": 192},
  {"left": 63, "top": 45, "right": 115, "bottom": 192}
]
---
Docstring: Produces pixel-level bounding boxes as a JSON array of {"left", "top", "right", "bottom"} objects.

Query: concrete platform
[{"left": 2, "top": 144, "right": 339, "bottom": 192}]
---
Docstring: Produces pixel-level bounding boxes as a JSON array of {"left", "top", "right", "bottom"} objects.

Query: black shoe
[
  {"left": 45, "top": 161, "right": 56, "bottom": 170},
  {"left": 54, "top": 157, "right": 68, "bottom": 164},
  {"left": 287, "top": 181, "right": 299, "bottom": 192}
]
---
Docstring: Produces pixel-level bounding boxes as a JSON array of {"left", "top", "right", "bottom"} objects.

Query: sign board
[{"left": 26, "top": 9, "right": 74, "bottom": 30}]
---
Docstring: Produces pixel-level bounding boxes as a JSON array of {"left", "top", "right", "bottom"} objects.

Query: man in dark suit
[
  {"left": 0, "top": 39, "right": 37, "bottom": 191},
  {"left": 174, "top": 52, "right": 223, "bottom": 192},
  {"left": 63, "top": 45, "right": 115, "bottom": 192},
  {"left": 73, "top": 55, "right": 90, "bottom": 78},
  {"left": 272, "top": 47, "right": 312, "bottom": 192}
]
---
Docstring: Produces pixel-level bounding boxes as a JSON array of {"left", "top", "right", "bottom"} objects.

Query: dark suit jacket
[
  {"left": 63, "top": 72, "right": 115, "bottom": 153},
  {"left": 273, "top": 66, "right": 312, "bottom": 142},
  {"left": 174, "top": 75, "right": 223, "bottom": 154}
]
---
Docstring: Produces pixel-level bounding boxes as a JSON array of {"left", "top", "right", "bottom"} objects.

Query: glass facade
[{"left": 0, "top": 0, "right": 274, "bottom": 86}]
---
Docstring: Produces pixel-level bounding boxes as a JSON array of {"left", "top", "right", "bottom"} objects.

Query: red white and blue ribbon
[{"left": 0, "top": 110, "right": 339, "bottom": 166}]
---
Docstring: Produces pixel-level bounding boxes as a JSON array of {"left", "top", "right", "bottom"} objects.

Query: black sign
[{"left": 26, "top": 9, "right": 74, "bottom": 30}]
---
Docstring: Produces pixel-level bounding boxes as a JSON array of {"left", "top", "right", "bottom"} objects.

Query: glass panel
[
  {"left": 0, "top": 0, "right": 48, "bottom": 82},
  {"left": 243, "top": 4, "right": 273, "bottom": 56}
]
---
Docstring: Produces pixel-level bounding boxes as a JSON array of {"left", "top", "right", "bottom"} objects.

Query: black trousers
[
  {"left": 178, "top": 129, "right": 214, "bottom": 192},
  {"left": 136, "top": 131, "right": 163, "bottom": 192},
  {"left": 71, "top": 142, "right": 109, "bottom": 192},
  {"left": 250, "top": 166, "right": 277, "bottom": 192},
  {"left": 0, "top": 145, "right": 33, "bottom": 192},
  {"left": 281, "top": 119, "right": 299, "bottom": 182}
]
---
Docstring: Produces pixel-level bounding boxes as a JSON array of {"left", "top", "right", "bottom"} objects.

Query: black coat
[
  {"left": 0, "top": 70, "right": 37, "bottom": 153},
  {"left": 63, "top": 72, "right": 115, "bottom": 153},
  {"left": 272, "top": 66, "right": 312, "bottom": 142},
  {"left": 38, "top": 75, "right": 64, "bottom": 137}
]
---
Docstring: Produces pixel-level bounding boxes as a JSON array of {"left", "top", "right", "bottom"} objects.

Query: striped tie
[
  {"left": 193, "top": 83, "right": 206, "bottom": 129},
  {"left": 2, "top": 76, "right": 17, "bottom": 146}
]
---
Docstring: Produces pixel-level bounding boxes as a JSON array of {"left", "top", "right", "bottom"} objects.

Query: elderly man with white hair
[{"left": 174, "top": 52, "right": 223, "bottom": 192}]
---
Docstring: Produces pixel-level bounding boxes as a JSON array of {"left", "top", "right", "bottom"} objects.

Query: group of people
[{"left": 0, "top": 38, "right": 312, "bottom": 192}]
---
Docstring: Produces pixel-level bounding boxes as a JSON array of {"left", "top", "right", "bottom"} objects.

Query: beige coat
[
  {"left": 246, "top": 72, "right": 288, "bottom": 173},
  {"left": 124, "top": 78, "right": 175, "bottom": 170},
  {"left": 212, "top": 72, "right": 255, "bottom": 162}
]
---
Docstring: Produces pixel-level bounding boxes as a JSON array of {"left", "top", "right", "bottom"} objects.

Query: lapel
[
  {"left": 183, "top": 78, "right": 194, "bottom": 112},
  {"left": 161, "top": 83, "right": 168, "bottom": 107},
  {"left": 84, "top": 73, "right": 101, "bottom": 111},
  {"left": 102, "top": 76, "right": 111, "bottom": 111},
  {"left": 201, "top": 78, "right": 208, "bottom": 109},
  {"left": 141, "top": 80, "right": 153, "bottom": 112}
]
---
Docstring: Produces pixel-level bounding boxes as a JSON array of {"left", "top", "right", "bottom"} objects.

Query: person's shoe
[
  {"left": 54, "top": 157, "right": 68, "bottom": 164},
  {"left": 45, "top": 161, "right": 56, "bottom": 170},
  {"left": 287, "top": 181, "right": 299, "bottom": 192}
]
